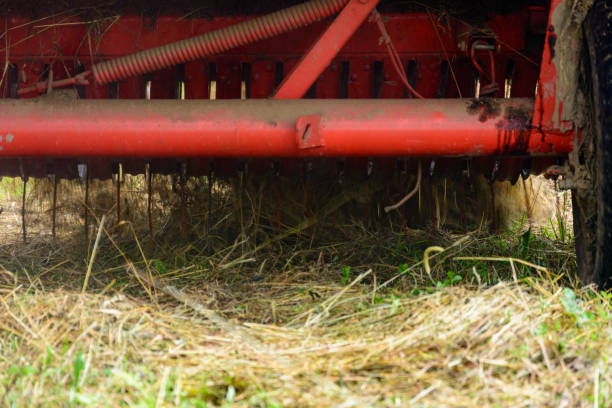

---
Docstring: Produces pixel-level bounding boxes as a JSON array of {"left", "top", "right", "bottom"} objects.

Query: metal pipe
[{"left": 0, "top": 98, "right": 573, "bottom": 158}]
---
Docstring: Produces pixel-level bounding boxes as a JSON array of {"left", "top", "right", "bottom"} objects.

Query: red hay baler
[{"left": 0, "top": 0, "right": 610, "bottom": 288}]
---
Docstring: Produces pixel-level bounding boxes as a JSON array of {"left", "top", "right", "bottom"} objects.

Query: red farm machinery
[{"left": 0, "top": 0, "right": 610, "bottom": 288}]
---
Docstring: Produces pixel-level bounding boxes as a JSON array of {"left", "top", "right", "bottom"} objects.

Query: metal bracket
[
  {"left": 274, "top": 0, "right": 381, "bottom": 99},
  {"left": 296, "top": 114, "right": 324, "bottom": 149}
]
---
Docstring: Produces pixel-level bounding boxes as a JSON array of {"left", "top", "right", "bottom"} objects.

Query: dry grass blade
[
  {"left": 129, "top": 263, "right": 262, "bottom": 349},
  {"left": 82, "top": 215, "right": 105, "bottom": 293}
]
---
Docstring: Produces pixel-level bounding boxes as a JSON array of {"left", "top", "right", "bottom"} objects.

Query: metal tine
[
  {"left": 117, "top": 163, "right": 122, "bottom": 237},
  {"left": 272, "top": 160, "right": 281, "bottom": 237},
  {"left": 239, "top": 62, "right": 252, "bottom": 246},
  {"left": 52, "top": 172, "right": 58, "bottom": 239},
  {"left": 180, "top": 161, "right": 187, "bottom": 238},
  {"left": 366, "top": 158, "right": 374, "bottom": 228},
  {"left": 429, "top": 160, "right": 437, "bottom": 232},
  {"left": 333, "top": 159, "right": 345, "bottom": 229},
  {"left": 78, "top": 163, "right": 89, "bottom": 240},
  {"left": 489, "top": 159, "right": 501, "bottom": 232},
  {"left": 490, "top": 182, "right": 497, "bottom": 232},
  {"left": 19, "top": 159, "right": 26, "bottom": 243},
  {"left": 207, "top": 160, "right": 214, "bottom": 235},
  {"left": 303, "top": 160, "right": 313, "bottom": 236},
  {"left": 272, "top": 62, "right": 284, "bottom": 237},
  {"left": 46, "top": 161, "right": 57, "bottom": 239},
  {"left": 146, "top": 162, "right": 153, "bottom": 238},
  {"left": 368, "top": 60, "right": 383, "bottom": 227},
  {"left": 142, "top": 74, "right": 153, "bottom": 239},
  {"left": 521, "top": 158, "right": 532, "bottom": 180},
  {"left": 108, "top": 82, "right": 121, "bottom": 239},
  {"left": 459, "top": 178, "right": 468, "bottom": 232},
  {"left": 396, "top": 159, "right": 408, "bottom": 229},
  {"left": 490, "top": 159, "right": 501, "bottom": 184},
  {"left": 238, "top": 160, "right": 248, "bottom": 245},
  {"left": 206, "top": 63, "right": 217, "bottom": 235},
  {"left": 175, "top": 65, "right": 187, "bottom": 238},
  {"left": 111, "top": 161, "right": 122, "bottom": 238}
]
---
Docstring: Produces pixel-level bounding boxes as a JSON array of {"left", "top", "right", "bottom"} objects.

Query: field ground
[{"left": 0, "top": 176, "right": 610, "bottom": 407}]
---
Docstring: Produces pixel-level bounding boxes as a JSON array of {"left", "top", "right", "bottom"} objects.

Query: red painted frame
[{"left": 0, "top": 0, "right": 576, "bottom": 181}]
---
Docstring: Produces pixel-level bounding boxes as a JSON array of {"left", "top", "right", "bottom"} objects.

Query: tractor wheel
[{"left": 573, "top": 0, "right": 612, "bottom": 289}]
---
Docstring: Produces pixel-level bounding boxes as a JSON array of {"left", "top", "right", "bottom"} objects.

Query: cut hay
[{"left": 0, "top": 272, "right": 609, "bottom": 407}]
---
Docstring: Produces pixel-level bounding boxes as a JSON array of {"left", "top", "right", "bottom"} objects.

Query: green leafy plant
[{"left": 340, "top": 266, "right": 351, "bottom": 285}]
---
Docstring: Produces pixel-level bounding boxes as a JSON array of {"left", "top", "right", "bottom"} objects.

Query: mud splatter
[
  {"left": 466, "top": 98, "right": 501, "bottom": 122},
  {"left": 494, "top": 105, "right": 533, "bottom": 154}
]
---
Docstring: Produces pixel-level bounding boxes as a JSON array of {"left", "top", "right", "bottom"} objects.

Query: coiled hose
[{"left": 92, "top": 0, "right": 350, "bottom": 84}]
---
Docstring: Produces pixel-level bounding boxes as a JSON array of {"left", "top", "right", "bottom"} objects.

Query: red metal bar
[
  {"left": 534, "top": 0, "right": 574, "bottom": 132},
  {"left": 0, "top": 98, "right": 573, "bottom": 158},
  {"left": 274, "top": 0, "right": 381, "bottom": 99}
]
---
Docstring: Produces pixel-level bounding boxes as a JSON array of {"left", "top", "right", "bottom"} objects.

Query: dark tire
[{"left": 573, "top": 0, "right": 612, "bottom": 289}]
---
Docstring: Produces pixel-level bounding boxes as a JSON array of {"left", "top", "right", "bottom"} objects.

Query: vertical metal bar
[
  {"left": 459, "top": 178, "right": 467, "bottom": 232},
  {"left": 490, "top": 182, "right": 497, "bottom": 232},
  {"left": 146, "top": 162, "right": 153, "bottom": 237},
  {"left": 84, "top": 166, "right": 89, "bottom": 241},
  {"left": 115, "top": 162, "right": 122, "bottom": 238},
  {"left": 21, "top": 179, "right": 26, "bottom": 243},
  {"left": 303, "top": 161, "right": 313, "bottom": 236},
  {"left": 272, "top": 160, "right": 281, "bottom": 237},
  {"left": 52, "top": 174, "right": 57, "bottom": 239},
  {"left": 334, "top": 159, "right": 344, "bottom": 229},
  {"left": 142, "top": 74, "right": 153, "bottom": 238},
  {"left": 20, "top": 160, "right": 26, "bottom": 243},
  {"left": 208, "top": 161, "right": 214, "bottom": 234},
  {"left": 180, "top": 162, "right": 187, "bottom": 238}
]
